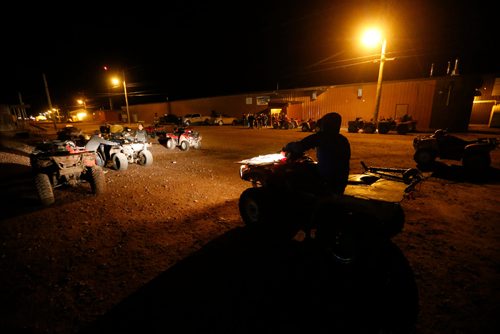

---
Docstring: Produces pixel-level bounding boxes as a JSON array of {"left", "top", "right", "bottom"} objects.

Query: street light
[
  {"left": 362, "top": 28, "right": 387, "bottom": 130},
  {"left": 111, "top": 72, "right": 130, "bottom": 125},
  {"left": 76, "top": 99, "right": 87, "bottom": 110}
]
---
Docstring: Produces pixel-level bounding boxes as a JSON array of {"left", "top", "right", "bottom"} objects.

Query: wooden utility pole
[{"left": 42, "top": 73, "right": 57, "bottom": 130}]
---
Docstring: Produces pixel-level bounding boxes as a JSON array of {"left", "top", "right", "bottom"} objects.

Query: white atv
[{"left": 86, "top": 135, "right": 153, "bottom": 171}]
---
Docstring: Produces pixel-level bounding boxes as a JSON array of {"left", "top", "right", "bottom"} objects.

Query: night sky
[{"left": 1, "top": 0, "right": 498, "bottom": 114}]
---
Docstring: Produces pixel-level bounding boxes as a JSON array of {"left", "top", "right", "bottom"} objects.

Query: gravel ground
[{"left": 0, "top": 124, "right": 499, "bottom": 333}]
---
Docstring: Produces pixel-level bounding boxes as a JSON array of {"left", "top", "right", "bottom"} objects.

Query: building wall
[
  {"left": 114, "top": 76, "right": 484, "bottom": 132},
  {"left": 430, "top": 74, "right": 482, "bottom": 132},
  {"left": 266, "top": 79, "right": 436, "bottom": 130},
  {"left": 123, "top": 95, "right": 273, "bottom": 125},
  {"left": 128, "top": 102, "right": 168, "bottom": 123}
]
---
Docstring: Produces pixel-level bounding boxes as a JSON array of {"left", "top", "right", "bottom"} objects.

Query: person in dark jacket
[
  {"left": 134, "top": 123, "right": 149, "bottom": 143},
  {"left": 283, "top": 112, "right": 350, "bottom": 194}
]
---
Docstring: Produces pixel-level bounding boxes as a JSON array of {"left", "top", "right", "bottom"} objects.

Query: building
[
  {"left": 470, "top": 75, "right": 500, "bottom": 127},
  {"left": 116, "top": 73, "right": 494, "bottom": 132}
]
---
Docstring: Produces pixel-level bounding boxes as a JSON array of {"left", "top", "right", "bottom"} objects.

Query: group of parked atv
[
  {"left": 30, "top": 124, "right": 156, "bottom": 205},
  {"left": 146, "top": 125, "right": 202, "bottom": 151},
  {"left": 348, "top": 115, "right": 417, "bottom": 135}
]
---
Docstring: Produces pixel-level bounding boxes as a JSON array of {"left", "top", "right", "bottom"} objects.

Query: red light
[{"left": 103, "top": 66, "right": 108, "bottom": 71}]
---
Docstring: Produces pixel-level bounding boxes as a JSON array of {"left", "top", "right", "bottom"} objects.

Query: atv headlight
[{"left": 239, "top": 164, "right": 248, "bottom": 179}]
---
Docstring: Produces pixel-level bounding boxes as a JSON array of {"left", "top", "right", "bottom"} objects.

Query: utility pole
[
  {"left": 122, "top": 70, "right": 130, "bottom": 125},
  {"left": 42, "top": 73, "right": 57, "bottom": 130},
  {"left": 372, "top": 38, "right": 386, "bottom": 129},
  {"left": 18, "top": 92, "right": 28, "bottom": 123}
]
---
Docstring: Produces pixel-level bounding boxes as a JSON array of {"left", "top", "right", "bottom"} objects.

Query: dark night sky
[{"left": 0, "top": 0, "right": 498, "bottom": 114}]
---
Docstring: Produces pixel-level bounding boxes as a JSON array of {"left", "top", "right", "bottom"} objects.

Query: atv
[
  {"left": 347, "top": 117, "right": 376, "bottom": 134},
  {"left": 376, "top": 115, "right": 417, "bottom": 135},
  {"left": 413, "top": 129, "right": 498, "bottom": 174},
  {"left": 56, "top": 126, "right": 90, "bottom": 146},
  {"left": 86, "top": 134, "right": 153, "bottom": 171},
  {"left": 237, "top": 151, "right": 422, "bottom": 265},
  {"left": 160, "top": 127, "right": 202, "bottom": 151},
  {"left": 300, "top": 118, "right": 318, "bottom": 132},
  {"left": 30, "top": 140, "right": 105, "bottom": 205}
]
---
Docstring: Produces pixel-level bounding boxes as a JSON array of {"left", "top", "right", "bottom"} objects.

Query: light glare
[{"left": 362, "top": 28, "right": 382, "bottom": 47}]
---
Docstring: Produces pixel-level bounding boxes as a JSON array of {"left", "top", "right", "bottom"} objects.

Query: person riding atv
[{"left": 283, "top": 112, "right": 351, "bottom": 195}]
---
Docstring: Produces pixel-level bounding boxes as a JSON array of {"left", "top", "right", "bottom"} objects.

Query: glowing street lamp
[
  {"left": 76, "top": 99, "right": 87, "bottom": 110},
  {"left": 111, "top": 72, "right": 130, "bottom": 125},
  {"left": 362, "top": 28, "right": 387, "bottom": 129}
]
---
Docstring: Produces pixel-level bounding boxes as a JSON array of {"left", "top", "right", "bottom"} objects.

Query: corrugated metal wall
[{"left": 274, "top": 79, "right": 436, "bottom": 130}]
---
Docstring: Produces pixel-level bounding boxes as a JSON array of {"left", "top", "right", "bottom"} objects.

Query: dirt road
[{"left": 0, "top": 125, "right": 499, "bottom": 333}]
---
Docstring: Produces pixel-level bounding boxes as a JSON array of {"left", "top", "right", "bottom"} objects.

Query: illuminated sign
[{"left": 256, "top": 96, "right": 270, "bottom": 105}]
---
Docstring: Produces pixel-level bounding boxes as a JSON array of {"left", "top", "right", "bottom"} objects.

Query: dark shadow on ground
[
  {"left": 0, "top": 162, "right": 98, "bottom": 220},
  {"left": 418, "top": 161, "right": 500, "bottom": 184},
  {"left": 81, "top": 227, "right": 418, "bottom": 334},
  {"left": 0, "top": 163, "right": 41, "bottom": 220}
]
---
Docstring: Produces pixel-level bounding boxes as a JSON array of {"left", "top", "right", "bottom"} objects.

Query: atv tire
[
  {"left": 88, "top": 166, "right": 105, "bottom": 195},
  {"left": 138, "top": 150, "right": 153, "bottom": 166},
  {"left": 363, "top": 123, "right": 376, "bottom": 134},
  {"left": 112, "top": 153, "right": 128, "bottom": 171},
  {"left": 314, "top": 207, "right": 360, "bottom": 264},
  {"left": 95, "top": 152, "right": 105, "bottom": 167},
  {"left": 180, "top": 141, "right": 190, "bottom": 151},
  {"left": 239, "top": 188, "right": 300, "bottom": 241},
  {"left": 312, "top": 200, "right": 381, "bottom": 265},
  {"left": 413, "top": 149, "right": 436, "bottom": 170},
  {"left": 166, "top": 139, "right": 176, "bottom": 150},
  {"left": 396, "top": 123, "right": 409, "bottom": 135},
  {"left": 35, "top": 173, "right": 55, "bottom": 205},
  {"left": 347, "top": 121, "right": 359, "bottom": 133},
  {"left": 377, "top": 121, "right": 391, "bottom": 134},
  {"left": 239, "top": 188, "right": 271, "bottom": 227}
]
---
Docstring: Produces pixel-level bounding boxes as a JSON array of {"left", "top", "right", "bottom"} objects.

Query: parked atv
[
  {"left": 237, "top": 151, "right": 422, "bottom": 265},
  {"left": 301, "top": 118, "right": 318, "bottom": 132},
  {"left": 86, "top": 135, "right": 153, "bottom": 171},
  {"left": 349, "top": 116, "right": 417, "bottom": 134},
  {"left": 377, "top": 116, "right": 417, "bottom": 134},
  {"left": 347, "top": 117, "right": 376, "bottom": 133},
  {"left": 413, "top": 129, "right": 498, "bottom": 173},
  {"left": 160, "top": 127, "right": 202, "bottom": 151},
  {"left": 30, "top": 140, "right": 105, "bottom": 205},
  {"left": 56, "top": 126, "right": 90, "bottom": 146}
]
